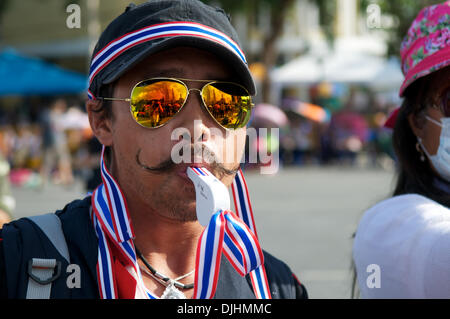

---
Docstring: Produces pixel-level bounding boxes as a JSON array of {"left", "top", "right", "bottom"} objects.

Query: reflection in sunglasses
[
  {"left": 130, "top": 79, "right": 252, "bottom": 129},
  {"left": 131, "top": 81, "right": 187, "bottom": 127}
]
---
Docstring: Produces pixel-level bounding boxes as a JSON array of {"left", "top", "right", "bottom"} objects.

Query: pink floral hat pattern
[{"left": 399, "top": 1, "right": 450, "bottom": 96}]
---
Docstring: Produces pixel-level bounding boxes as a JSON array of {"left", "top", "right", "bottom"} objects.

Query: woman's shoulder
[
  {"left": 353, "top": 193, "right": 450, "bottom": 298},
  {"left": 354, "top": 193, "right": 450, "bottom": 262},
  {"left": 355, "top": 194, "right": 450, "bottom": 243},
  {"left": 371, "top": 193, "right": 445, "bottom": 208},
  {"left": 359, "top": 193, "right": 449, "bottom": 228}
]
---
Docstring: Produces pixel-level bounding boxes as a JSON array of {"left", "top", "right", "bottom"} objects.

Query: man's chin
[{"left": 164, "top": 192, "right": 198, "bottom": 222}]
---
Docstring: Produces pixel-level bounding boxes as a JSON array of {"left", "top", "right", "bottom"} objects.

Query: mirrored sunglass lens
[
  {"left": 202, "top": 82, "right": 252, "bottom": 129},
  {"left": 130, "top": 80, "right": 187, "bottom": 128}
]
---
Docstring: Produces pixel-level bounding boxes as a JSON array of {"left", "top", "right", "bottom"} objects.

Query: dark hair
[
  {"left": 91, "top": 83, "right": 116, "bottom": 120},
  {"left": 90, "top": 83, "right": 116, "bottom": 159},
  {"left": 392, "top": 75, "right": 450, "bottom": 208}
]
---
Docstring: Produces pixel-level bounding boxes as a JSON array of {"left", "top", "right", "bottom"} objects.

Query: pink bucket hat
[
  {"left": 399, "top": 1, "right": 450, "bottom": 97},
  {"left": 385, "top": 1, "right": 450, "bottom": 128}
]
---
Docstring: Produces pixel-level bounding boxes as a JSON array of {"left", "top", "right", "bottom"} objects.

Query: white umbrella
[
  {"left": 272, "top": 51, "right": 403, "bottom": 89},
  {"left": 60, "top": 107, "right": 90, "bottom": 130}
]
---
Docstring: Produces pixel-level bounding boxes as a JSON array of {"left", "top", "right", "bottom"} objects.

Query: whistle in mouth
[{"left": 187, "top": 167, "right": 230, "bottom": 226}]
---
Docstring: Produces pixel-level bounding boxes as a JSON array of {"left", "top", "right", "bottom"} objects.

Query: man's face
[{"left": 103, "top": 47, "right": 247, "bottom": 222}]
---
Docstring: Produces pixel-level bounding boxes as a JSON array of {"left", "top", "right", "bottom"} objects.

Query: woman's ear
[
  {"left": 408, "top": 112, "right": 425, "bottom": 140},
  {"left": 86, "top": 99, "right": 113, "bottom": 146}
]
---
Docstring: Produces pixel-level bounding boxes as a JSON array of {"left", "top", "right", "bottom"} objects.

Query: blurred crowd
[
  {"left": 0, "top": 85, "right": 395, "bottom": 223},
  {"left": 0, "top": 83, "right": 397, "bottom": 224},
  {"left": 0, "top": 98, "right": 101, "bottom": 195},
  {"left": 0, "top": 85, "right": 398, "bottom": 189},
  {"left": 249, "top": 83, "right": 398, "bottom": 171}
]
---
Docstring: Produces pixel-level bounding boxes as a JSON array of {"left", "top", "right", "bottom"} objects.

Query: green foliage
[
  {"left": 204, "top": 0, "right": 445, "bottom": 58},
  {"left": 311, "top": 0, "right": 337, "bottom": 44},
  {"left": 202, "top": 0, "right": 283, "bottom": 13},
  {"left": 0, "top": 0, "right": 10, "bottom": 22},
  {"left": 360, "top": 0, "right": 443, "bottom": 56}
]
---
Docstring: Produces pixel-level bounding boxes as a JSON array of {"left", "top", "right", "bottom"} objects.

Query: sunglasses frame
[{"left": 98, "top": 77, "right": 254, "bottom": 130}]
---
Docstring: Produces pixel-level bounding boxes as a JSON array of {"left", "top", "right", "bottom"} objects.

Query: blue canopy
[{"left": 0, "top": 48, "right": 88, "bottom": 96}]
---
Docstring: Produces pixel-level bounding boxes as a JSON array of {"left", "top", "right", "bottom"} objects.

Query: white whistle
[{"left": 187, "top": 167, "right": 230, "bottom": 226}]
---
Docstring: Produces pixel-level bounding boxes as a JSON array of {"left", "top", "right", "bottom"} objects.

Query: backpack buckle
[{"left": 27, "top": 258, "right": 61, "bottom": 285}]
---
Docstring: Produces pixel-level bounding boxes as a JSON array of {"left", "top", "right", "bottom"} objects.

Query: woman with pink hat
[{"left": 353, "top": 2, "right": 450, "bottom": 298}]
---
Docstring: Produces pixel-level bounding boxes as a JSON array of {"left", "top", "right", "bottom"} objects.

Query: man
[{"left": 0, "top": 0, "right": 307, "bottom": 299}]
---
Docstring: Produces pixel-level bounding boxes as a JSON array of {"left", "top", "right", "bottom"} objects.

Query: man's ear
[
  {"left": 408, "top": 112, "right": 425, "bottom": 140},
  {"left": 86, "top": 99, "right": 113, "bottom": 146}
]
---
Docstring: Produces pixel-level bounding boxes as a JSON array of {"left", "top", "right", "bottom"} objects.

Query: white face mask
[{"left": 418, "top": 116, "right": 450, "bottom": 182}]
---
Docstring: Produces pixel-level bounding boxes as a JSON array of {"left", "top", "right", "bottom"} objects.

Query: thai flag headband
[{"left": 87, "top": 21, "right": 247, "bottom": 100}]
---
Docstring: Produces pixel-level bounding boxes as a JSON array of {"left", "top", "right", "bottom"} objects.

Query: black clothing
[{"left": 0, "top": 197, "right": 307, "bottom": 299}]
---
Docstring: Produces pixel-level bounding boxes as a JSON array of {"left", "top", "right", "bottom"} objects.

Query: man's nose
[{"left": 178, "top": 89, "right": 215, "bottom": 143}]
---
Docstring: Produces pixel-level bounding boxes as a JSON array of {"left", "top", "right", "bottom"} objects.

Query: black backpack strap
[
  {"left": 27, "top": 214, "right": 70, "bottom": 263},
  {"left": 26, "top": 258, "right": 62, "bottom": 299},
  {"left": 24, "top": 214, "right": 69, "bottom": 299},
  {"left": 2, "top": 214, "right": 71, "bottom": 299}
]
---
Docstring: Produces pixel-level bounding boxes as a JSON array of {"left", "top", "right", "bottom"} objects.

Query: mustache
[{"left": 135, "top": 145, "right": 240, "bottom": 177}]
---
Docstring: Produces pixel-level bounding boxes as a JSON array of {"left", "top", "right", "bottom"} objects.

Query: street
[{"left": 10, "top": 164, "right": 395, "bottom": 299}]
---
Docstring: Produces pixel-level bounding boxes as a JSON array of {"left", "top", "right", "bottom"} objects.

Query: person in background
[
  {"left": 0, "top": 128, "right": 14, "bottom": 228},
  {"left": 353, "top": 1, "right": 450, "bottom": 298},
  {"left": 39, "top": 99, "right": 74, "bottom": 186},
  {"left": 0, "top": 156, "right": 14, "bottom": 227},
  {"left": 83, "top": 135, "right": 102, "bottom": 193}
]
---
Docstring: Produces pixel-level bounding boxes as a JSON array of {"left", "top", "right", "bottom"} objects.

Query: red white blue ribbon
[
  {"left": 91, "top": 146, "right": 270, "bottom": 299},
  {"left": 193, "top": 209, "right": 266, "bottom": 299},
  {"left": 87, "top": 21, "right": 247, "bottom": 100},
  {"left": 231, "top": 169, "right": 272, "bottom": 299},
  {"left": 91, "top": 147, "right": 154, "bottom": 299}
]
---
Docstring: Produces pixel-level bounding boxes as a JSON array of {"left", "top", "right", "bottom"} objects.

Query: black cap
[{"left": 88, "top": 0, "right": 255, "bottom": 99}]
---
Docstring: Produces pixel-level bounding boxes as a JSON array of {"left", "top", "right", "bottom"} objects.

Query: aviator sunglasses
[{"left": 97, "top": 77, "right": 254, "bottom": 129}]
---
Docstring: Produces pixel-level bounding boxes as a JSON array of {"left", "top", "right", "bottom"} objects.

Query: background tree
[
  {"left": 360, "top": 0, "right": 442, "bottom": 57},
  {"left": 0, "top": 0, "right": 10, "bottom": 41},
  {"left": 203, "top": 0, "right": 295, "bottom": 103},
  {"left": 204, "top": 0, "right": 444, "bottom": 102}
]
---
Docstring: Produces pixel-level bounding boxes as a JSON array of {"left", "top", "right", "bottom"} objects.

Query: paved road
[
  {"left": 244, "top": 165, "right": 395, "bottom": 299},
  {"left": 9, "top": 165, "right": 395, "bottom": 299}
]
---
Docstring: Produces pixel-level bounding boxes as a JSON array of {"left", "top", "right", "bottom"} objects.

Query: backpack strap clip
[
  {"left": 26, "top": 258, "right": 61, "bottom": 298},
  {"left": 28, "top": 258, "right": 61, "bottom": 285}
]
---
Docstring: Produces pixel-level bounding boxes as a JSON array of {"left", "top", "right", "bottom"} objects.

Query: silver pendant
[{"left": 160, "top": 282, "right": 186, "bottom": 299}]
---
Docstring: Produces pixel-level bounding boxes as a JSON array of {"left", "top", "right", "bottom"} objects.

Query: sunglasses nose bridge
[
  {"left": 185, "top": 87, "right": 205, "bottom": 105},
  {"left": 187, "top": 88, "right": 202, "bottom": 95}
]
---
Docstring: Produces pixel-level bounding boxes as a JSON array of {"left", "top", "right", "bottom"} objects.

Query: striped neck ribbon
[
  {"left": 91, "top": 146, "right": 271, "bottom": 299},
  {"left": 88, "top": 21, "right": 247, "bottom": 100}
]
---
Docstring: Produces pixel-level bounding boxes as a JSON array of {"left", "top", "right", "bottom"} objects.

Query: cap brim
[
  {"left": 399, "top": 46, "right": 450, "bottom": 97},
  {"left": 101, "top": 36, "right": 256, "bottom": 95}
]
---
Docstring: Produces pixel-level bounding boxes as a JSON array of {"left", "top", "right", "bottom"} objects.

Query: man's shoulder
[
  {"left": 261, "top": 250, "right": 308, "bottom": 299},
  {"left": 1, "top": 196, "right": 93, "bottom": 249},
  {"left": 55, "top": 196, "right": 91, "bottom": 228},
  {"left": 56, "top": 196, "right": 92, "bottom": 219},
  {"left": 262, "top": 250, "right": 292, "bottom": 276},
  {"left": 2, "top": 196, "right": 91, "bottom": 229},
  {"left": 0, "top": 196, "right": 99, "bottom": 298}
]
